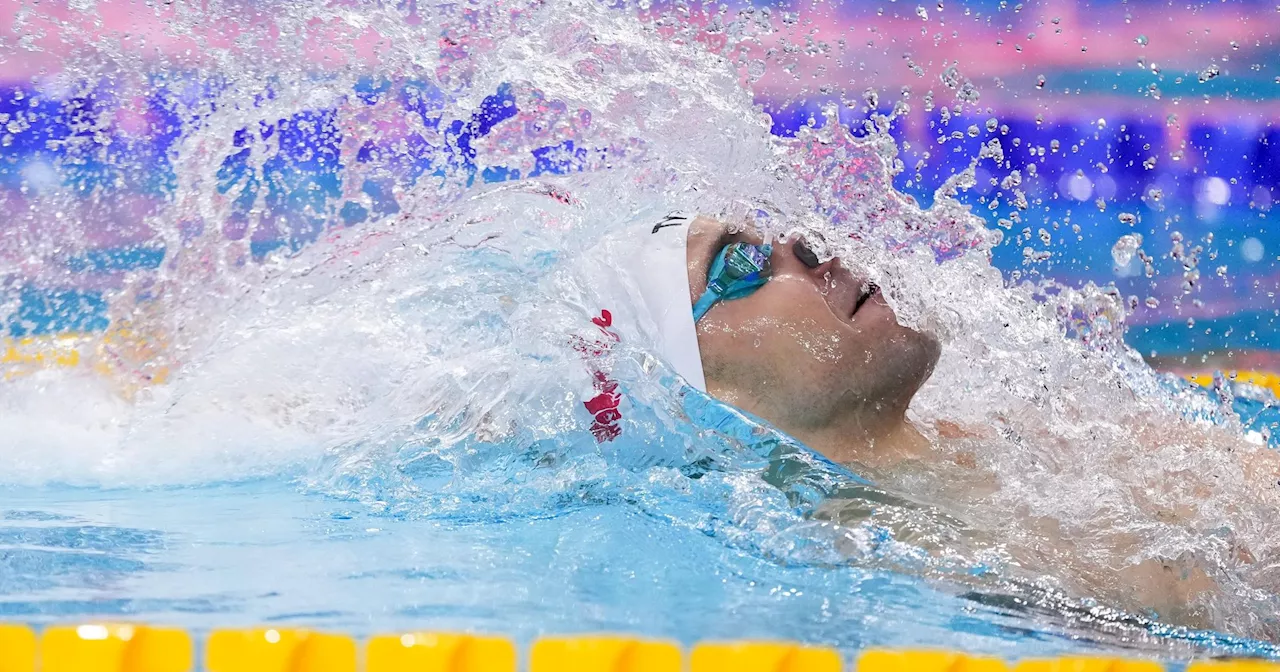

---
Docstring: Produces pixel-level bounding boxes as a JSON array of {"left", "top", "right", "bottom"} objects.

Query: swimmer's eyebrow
[{"left": 703, "top": 228, "right": 737, "bottom": 269}]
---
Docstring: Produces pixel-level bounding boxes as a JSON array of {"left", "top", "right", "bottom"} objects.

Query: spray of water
[{"left": 1, "top": 0, "right": 1277, "bottom": 644}]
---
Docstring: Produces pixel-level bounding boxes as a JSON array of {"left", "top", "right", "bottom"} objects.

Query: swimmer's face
[{"left": 687, "top": 217, "right": 940, "bottom": 432}]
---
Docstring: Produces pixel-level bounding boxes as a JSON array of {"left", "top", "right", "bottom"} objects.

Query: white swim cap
[{"left": 581, "top": 214, "right": 706, "bottom": 392}]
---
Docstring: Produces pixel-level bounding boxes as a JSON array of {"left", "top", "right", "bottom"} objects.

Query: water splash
[{"left": 0, "top": 0, "right": 1277, "bottom": 649}]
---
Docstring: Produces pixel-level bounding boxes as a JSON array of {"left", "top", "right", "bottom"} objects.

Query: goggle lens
[{"left": 693, "top": 242, "right": 773, "bottom": 322}]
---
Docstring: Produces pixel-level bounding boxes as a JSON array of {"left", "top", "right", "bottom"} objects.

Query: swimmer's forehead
[
  {"left": 686, "top": 217, "right": 767, "bottom": 297},
  {"left": 686, "top": 217, "right": 766, "bottom": 247}
]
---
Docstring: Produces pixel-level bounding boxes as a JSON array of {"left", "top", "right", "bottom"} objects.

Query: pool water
[
  {"left": 2, "top": 477, "right": 1275, "bottom": 661},
  {"left": 2, "top": 0, "right": 1279, "bottom": 662}
]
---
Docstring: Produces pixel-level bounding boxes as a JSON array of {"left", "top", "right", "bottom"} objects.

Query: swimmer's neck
[
  {"left": 787, "top": 405, "right": 935, "bottom": 470},
  {"left": 703, "top": 382, "right": 933, "bottom": 468}
]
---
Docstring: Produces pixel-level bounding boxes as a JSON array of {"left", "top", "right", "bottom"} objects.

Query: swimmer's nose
[
  {"left": 771, "top": 235, "right": 838, "bottom": 278},
  {"left": 792, "top": 237, "right": 822, "bottom": 269}
]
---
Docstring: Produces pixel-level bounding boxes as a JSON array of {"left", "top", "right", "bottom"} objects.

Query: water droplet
[
  {"left": 1035, "top": 74, "right": 1046, "bottom": 89},
  {"left": 985, "top": 118, "right": 998, "bottom": 132},
  {"left": 863, "top": 87, "right": 879, "bottom": 108},
  {"left": 1118, "top": 212, "right": 1137, "bottom": 225},
  {"left": 941, "top": 65, "right": 962, "bottom": 89},
  {"left": 1111, "top": 233, "right": 1143, "bottom": 266},
  {"left": 916, "top": 5, "right": 929, "bottom": 20},
  {"left": 1134, "top": 34, "right": 1148, "bottom": 46},
  {"left": 1242, "top": 237, "right": 1265, "bottom": 262}
]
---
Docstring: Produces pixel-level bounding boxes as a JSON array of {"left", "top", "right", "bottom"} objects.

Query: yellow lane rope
[
  {"left": 1, "top": 327, "right": 170, "bottom": 390},
  {"left": 1185, "top": 371, "right": 1280, "bottom": 398},
  {"left": 2, "top": 624, "right": 1276, "bottom": 672}
]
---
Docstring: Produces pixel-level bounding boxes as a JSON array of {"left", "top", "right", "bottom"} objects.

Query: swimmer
[
  {"left": 604, "top": 212, "right": 1280, "bottom": 638},
  {"left": 608, "top": 212, "right": 940, "bottom": 470},
  {"left": 685, "top": 216, "right": 941, "bottom": 469}
]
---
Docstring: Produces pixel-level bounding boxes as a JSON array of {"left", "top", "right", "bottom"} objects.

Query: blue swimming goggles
[{"left": 692, "top": 242, "right": 773, "bottom": 322}]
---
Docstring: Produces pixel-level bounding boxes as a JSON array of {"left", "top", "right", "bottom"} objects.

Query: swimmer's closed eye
[{"left": 693, "top": 242, "right": 772, "bottom": 322}]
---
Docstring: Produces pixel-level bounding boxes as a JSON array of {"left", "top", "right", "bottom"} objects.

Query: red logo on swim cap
[{"left": 572, "top": 309, "right": 624, "bottom": 443}]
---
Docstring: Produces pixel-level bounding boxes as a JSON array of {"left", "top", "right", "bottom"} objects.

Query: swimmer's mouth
[{"left": 852, "top": 283, "right": 878, "bottom": 317}]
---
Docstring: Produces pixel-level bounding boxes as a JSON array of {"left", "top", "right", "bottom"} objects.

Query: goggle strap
[{"left": 692, "top": 290, "right": 719, "bottom": 323}]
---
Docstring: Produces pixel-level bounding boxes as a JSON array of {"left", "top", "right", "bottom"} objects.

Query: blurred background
[{"left": 1, "top": 0, "right": 1276, "bottom": 388}]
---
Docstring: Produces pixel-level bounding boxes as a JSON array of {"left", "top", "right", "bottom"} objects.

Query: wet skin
[
  {"left": 684, "top": 216, "right": 940, "bottom": 464},
  {"left": 683, "top": 218, "right": 1280, "bottom": 637}
]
